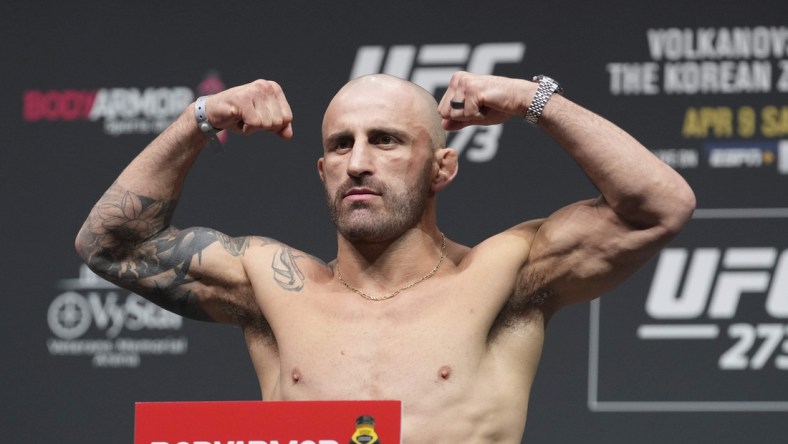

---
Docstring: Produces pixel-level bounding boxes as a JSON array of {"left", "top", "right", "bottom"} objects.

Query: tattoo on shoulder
[
  {"left": 248, "top": 238, "right": 324, "bottom": 293},
  {"left": 215, "top": 232, "right": 251, "bottom": 256},
  {"left": 271, "top": 246, "right": 306, "bottom": 291},
  {"left": 214, "top": 234, "right": 290, "bottom": 257}
]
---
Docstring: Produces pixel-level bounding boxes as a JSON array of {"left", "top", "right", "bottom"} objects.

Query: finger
[
  {"left": 269, "top": 82, "right": 294, "bottom": 134},
  {"left": 273, "top": 82, "right": 293, "bottom": 125},
  {"left": 263, "top": 81, "right": 293, "bottom": 138},
  {"left": 277, "top": 122, "right": 294, "bottom": 140},
  {"left": 240, "top": 80, "right": 277, "bottom": 133},
  {"left": 441, "top": 118, "right": 468, "bottom": 132},
  {"left": 262, "top": 94, "right": 284, "bottom": 132},
  {"left": 278, "top": 101, "right": 293, "bottom": 135},
  {"left": 242, "top": 98, "right": 267, "bottom": 134},
  {"left": 437, "top": 88, "right": 454, "bottom": 117},
  {"left": 438, "top": 71, "right": 465, "bottom": 115},
  {"left": 448, "top": 96, "right": 484, "bottom": 122},
  {"left": 447, "top": 90, "right": 467, "bottom": 116},
  {"left": 446, "top": 72, "right": 487, "bottom": 120}
]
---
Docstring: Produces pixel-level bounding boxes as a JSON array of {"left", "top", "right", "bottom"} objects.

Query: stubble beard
[{"left": 325, "top": 161, "right": 433, "bottom": 244}]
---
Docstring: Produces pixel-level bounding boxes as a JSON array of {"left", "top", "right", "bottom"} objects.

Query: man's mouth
[{"left": 344, "top": 187, "right": 380, "bottom": 201}]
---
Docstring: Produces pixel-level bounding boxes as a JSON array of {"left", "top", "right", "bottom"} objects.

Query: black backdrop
[{"left": 3, "top": 1, "right": 787, "bottom": 442}]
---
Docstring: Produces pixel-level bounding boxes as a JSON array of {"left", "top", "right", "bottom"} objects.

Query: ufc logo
[
  {"left": 646, "top": 248, "right": 788, "bottom": 319},
  {"left": 350, "top": 43, "right": 526, "bottom": 162}
]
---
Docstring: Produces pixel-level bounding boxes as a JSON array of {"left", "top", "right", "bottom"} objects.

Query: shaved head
[
  {"left": 318, "top": 74, "right": 454, "bottom": 243},
  {"left": 323, "top": 74, "right": 446, "bottom": 150}
]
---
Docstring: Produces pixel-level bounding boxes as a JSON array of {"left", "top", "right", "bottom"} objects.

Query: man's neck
[{"left": 335, "top": 227, "right": 446, "bottom": 294}]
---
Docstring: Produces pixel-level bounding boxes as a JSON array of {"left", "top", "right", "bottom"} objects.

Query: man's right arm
[{"left": 74, "top": 80, "right": 294, "bottom": 324}]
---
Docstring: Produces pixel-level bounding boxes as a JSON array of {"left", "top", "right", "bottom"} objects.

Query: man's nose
[{"left": 346, "top": 142, "right": 374, "bottom": 177}]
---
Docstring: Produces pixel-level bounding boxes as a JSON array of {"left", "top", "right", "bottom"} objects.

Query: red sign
[{"left": 134, "top": 400, "right": 402, "bottom": 444}]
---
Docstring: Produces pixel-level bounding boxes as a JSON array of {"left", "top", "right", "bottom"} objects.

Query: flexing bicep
[
  {"left": 76, "top": 183, "right": 266, "bottom": 324},
  {"left": 83, "top": 224, "right": 264, "bottom": 324},
  {"left": 519, "top": 197, "right": 675, "bottom": 310}
]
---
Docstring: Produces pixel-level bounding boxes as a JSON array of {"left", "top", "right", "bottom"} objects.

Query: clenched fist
[
  {"left": 203, "top": 79, "right": 294, "bottom": 139},
  {"left": 438, "top": 71, "right": 536, "bottom": 131}
]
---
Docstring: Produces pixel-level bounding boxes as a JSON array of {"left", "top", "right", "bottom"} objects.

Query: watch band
[
  {"left": 524, "top": 75, "right": 563, "bottom": 126},
  {"left": 194, "top": 95, "right": 223, "bottom": 151}
]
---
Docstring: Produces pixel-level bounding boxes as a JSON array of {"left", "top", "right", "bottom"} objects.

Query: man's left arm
[{"left": 439, "top": 72, "right": 696, "bottom": 309}]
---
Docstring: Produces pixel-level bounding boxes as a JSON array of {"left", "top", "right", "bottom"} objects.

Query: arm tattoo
[
  {"left": 78, "top": 186, "right": 257, "bottom": 322},
  {"left": 216, "top": 232, "right": 252, "bottom": 256},
  {"left": 79, "top": 187, "right": 177, "bottom": 258},
  {"left": 79, "top": 185, "right": 316, "bottom": 322},
  {"left": 272, "top": 247, "right": 306, "bottom": 291},
  {"left": 79, "top": 186, "right": 177, "bottom": 275}
]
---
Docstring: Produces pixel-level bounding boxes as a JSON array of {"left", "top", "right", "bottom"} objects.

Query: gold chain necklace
[{"left": 336, "top": 233, "right": 446, "bottom": 302}]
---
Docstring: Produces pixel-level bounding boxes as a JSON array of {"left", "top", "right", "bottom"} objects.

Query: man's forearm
[
  {"left": 75, "top": 105, "right": 208, "bottom": 267},
  {"left": 76, "top": 79, "right": 295, "bottom": 268},
  {"left": 436, "top": 71, "right": 695, "bottom": 231},
  {"left": 539, "top": 95, "right": 696, "bottom": 231},
  {"left": 114, "top": 107, "right": 208, "bottom": 201}
]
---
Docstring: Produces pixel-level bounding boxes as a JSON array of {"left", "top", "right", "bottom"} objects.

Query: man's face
[{"left": 319, "top": 77, "right": 439, "bottom": 243}]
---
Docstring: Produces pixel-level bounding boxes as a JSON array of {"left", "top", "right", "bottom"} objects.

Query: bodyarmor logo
[
  {"left": 350, "top": 43, "right": 526, "bottom": 162},
  {"left": 24, "top": 87, "right": 193, "bottom": 136},
  {"left": 22, "top": 71, "right": 223, "bottom": 137}
]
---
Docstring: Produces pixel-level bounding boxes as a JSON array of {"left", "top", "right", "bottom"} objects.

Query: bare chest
[
  {"left": 242, "top": 273, "right": 546, "bottom": 443},
  {"left": 282, "top": 291, "right": 484, "bottom": 393},
  {"left": 252, "top": 275, "right": 543, "bottom": 401}
]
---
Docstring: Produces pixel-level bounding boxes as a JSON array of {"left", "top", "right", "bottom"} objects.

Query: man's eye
[
  {"left": 377, "top": 135, "right": 396, "bottom": 145},
  {"left": 335, "top": 139, "right": 352, "bottom": 151}
]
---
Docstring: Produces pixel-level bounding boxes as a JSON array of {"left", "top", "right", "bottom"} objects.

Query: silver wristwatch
[{"left": 524, "top": 75, "right": 563, "bottom": 126}]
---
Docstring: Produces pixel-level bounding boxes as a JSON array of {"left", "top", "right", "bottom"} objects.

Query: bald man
[{"left": 75, "top": 72, "right": 695, "bottom": 443}]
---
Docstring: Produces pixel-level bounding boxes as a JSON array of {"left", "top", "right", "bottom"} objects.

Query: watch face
[{"left": 535, "top": 75, "right": 563, "bottom": 95}]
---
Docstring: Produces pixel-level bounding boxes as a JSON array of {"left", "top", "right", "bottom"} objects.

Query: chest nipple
[
  {"left": 438, "top": 365, "right": 452, "bottom": 380},
  {"left": 291, "top": 368, "right": 302, "bottom": 384}
]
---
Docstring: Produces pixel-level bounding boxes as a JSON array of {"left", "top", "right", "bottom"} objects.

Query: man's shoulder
[
  {"left": 241, "top": 236, "right": 327, "bottom": 261},
  {"left": 458, "top": 220, "right": 544, "bottom": 263},
  {"left": 240, "top": 236, "right": 334, "bottom": 286}
]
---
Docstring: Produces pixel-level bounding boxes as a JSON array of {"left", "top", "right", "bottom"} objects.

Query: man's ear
[
  {"left": 432, "top": 148, "right": 458, "bottom": 191},
  {"left": 317, "top": 157, "right": 325, "bottom": 182}
]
